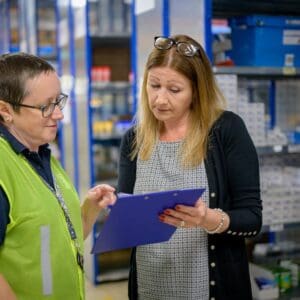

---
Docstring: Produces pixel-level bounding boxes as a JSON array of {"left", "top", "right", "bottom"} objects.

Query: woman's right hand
[
  {"left": 159, "top": 198, "right": 229, "bottom": 233},
  {"left": 159, "top": 197, "right": 208, "bottom": 228}
]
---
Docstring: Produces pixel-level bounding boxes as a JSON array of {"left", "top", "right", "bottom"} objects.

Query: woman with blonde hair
[{"left": 118, "top": 34, "right": 262, "bottom": 300}]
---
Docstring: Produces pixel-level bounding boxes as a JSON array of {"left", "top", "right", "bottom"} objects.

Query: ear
[{"left": 0, "top": 100, "right": 13, "bottom": 122}]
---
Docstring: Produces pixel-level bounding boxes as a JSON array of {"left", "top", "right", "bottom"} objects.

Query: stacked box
[
  {"left": 230, "top": 15, "right": 300, "bottom": 67},
  {"left": 237, "top": 102, "right": 266, "bottom": 146},
  {"left": 215, "top": 74, "right": 238, "bottom": 112}
]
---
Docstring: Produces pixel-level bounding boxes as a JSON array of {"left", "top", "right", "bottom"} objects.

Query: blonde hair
[{"left": 132, "top": 34, "right": 226, "bottom": 167}]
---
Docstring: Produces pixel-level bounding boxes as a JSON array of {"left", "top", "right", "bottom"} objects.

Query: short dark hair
[{"left": 0, "top": 52, "right": 55, "bottom": 121}]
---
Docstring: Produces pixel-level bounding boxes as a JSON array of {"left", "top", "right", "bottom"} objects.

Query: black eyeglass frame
[
  {"left": 6, "top": 93, "right": 68, "bottom": 118},
  {"left": 154, "top": 36, "right": 200, "bottom": 57}
]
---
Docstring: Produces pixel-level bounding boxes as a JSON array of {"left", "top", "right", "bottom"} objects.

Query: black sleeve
[
  {"left": 117, "top": 128, "right": 137, "bottom": 194},
  {"left": 221, "top": 112, "right": 262, "bottom": 234},
  {"left": 0, "top": 186, "right": 10, "bottom": 245},
  {"left": 117, "top": 128, "right": 138, "bottom": 299}
]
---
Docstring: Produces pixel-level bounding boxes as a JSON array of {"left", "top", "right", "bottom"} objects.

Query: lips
[{"left": 156, "top": 108, "right": 169, "bottom": 112}]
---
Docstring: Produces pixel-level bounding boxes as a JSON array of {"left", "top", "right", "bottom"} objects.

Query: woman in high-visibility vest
[{"left": 0, "top": 52, "right": 116, "bottom": 300}]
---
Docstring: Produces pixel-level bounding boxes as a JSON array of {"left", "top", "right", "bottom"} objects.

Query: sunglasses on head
[{"left": 154, "top": 36, "right": 200, "bottom": 57}]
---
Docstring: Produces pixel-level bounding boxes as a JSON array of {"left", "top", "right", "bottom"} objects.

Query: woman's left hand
[
  {"left": 81, "top": 184, "right": 117, "bottom": 238},
  {"left": 85, "top": 184, "right": 117, "bottom": 211},
  {"left": 159, "top": 197, "right": 207, "bottom": 228}
]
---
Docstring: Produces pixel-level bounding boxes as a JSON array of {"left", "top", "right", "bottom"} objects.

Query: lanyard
[{"left": 46, "top": 177, "right": 84, "bottom": 271}]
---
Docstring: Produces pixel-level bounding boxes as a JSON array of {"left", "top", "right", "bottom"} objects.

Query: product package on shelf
[{"left": 250, "top": 263, "right": 279, "bottom": 300}]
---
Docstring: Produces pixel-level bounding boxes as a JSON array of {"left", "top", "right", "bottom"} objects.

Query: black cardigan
[{"left": 117, "top": 111, "right": 262, "bottom": 300}]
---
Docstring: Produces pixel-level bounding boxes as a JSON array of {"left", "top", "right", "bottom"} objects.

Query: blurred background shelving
[
  {"left": 212, "top": 2, "right": 300, "bottom": 298},
  {"left": 1, "top": 0, "right": 300, "bottom": 298},
  {"left": 87, "top": 0, "right": 133, "bottom": 284}
]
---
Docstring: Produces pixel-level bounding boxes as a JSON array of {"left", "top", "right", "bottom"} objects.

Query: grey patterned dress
[{"left": 134, "top": 140, "right": 210, "bottom": 300}]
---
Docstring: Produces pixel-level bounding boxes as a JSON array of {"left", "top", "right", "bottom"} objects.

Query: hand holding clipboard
[{"left": 92, "top": 188, "right": 205, "bottom": 254}]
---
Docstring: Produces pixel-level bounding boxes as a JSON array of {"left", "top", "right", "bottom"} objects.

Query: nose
[
  {"left": 51, "top": 104, "right": 64, "bottom": 120},
  {"left": 155, "top": 88, "right": 168, "bottom": 104}
]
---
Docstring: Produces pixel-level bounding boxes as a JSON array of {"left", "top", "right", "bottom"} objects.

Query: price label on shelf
[
  {"left": 288, "top": 144, "right": 300, "bottom": 153},
  {"left": 269, "top": 224, "right": 284, "bottom": 232},
  {"left": 273, "top": 145, "right": 283, "bottom": 153},
  {"left": 282, "top": 67, "right": 296, "bottom": 75}
]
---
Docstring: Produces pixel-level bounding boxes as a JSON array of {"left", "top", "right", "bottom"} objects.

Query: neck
[
  {"left": 7, "top": 126, "right": 39, "bottom": 152},
  {"left": 159, "top": 123, "right": 188, "bottom": 142}
]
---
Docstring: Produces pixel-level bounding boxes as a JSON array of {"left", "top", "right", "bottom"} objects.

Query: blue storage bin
[{"left": 230, "top": 15, "right": 300, "bottom": 67}]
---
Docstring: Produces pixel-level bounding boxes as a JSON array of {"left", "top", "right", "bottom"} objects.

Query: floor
[{"left": 86, "top": 279, "right": 128, "bottom": 300}]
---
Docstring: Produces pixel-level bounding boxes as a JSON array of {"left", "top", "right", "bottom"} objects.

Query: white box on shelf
[{"left": 249, "top": 263, "right": 279, "bottom": 300}]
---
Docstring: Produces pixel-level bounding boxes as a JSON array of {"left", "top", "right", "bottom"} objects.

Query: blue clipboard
[{"left": 91, "top": 188, "right": 205, "bottom": 254}]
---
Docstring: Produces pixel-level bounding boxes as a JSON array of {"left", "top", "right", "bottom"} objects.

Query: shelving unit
[
  {"left": 36, "top": 0, "right": 57, "bottom": 64},
  {"left": 86, "top": 0, "right": 133, "bottom": 284},
  {"left": 0, "top": 0, "right": 9, "bottom": 53},
  {"left": 212, "top": 3, "right": 300, "bottom": 297},
  {"left": 2, "top": 0, "right": 299, "bottom": 295},
  {"left": 6, "top": 0, "right": 20, "bottom": 53}
]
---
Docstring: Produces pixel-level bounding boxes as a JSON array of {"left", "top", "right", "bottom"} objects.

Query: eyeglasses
[
  {"left": 7, "top": 93, "right": 68, "bottom": 118},
  {"left": 154, "top": 36, "right": 199, "bottom": 57}
]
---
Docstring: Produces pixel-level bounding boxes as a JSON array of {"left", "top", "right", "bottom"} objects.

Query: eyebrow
[
  {"left": 45, "top": 94, "right": 61, "bottom": 102},
  {"left": 148, "top": 75, "right": 184, "bottom": 84}
]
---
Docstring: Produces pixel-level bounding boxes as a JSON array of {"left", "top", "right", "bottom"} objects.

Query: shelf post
[{"left": 269, "top": 79, "right": 276, "bottom": 129}]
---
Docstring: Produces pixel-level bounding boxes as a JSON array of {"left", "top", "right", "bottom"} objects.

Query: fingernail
[
  {"left": 164, "top": 209, "right": 171, "bottom": 215},
  {"left": 159, "top": 215, "right": 165, "bottom": 221}
]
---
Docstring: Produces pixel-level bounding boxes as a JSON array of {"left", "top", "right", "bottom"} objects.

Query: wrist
[
  {"left": 81, "top": 199, "right": 98, "bottom": 222},
  {"left": 203, "top": 208, "right": 226, "bottom": 234}
]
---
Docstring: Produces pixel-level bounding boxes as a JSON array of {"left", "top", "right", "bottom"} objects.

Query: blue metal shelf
[
  {"left": 90, "top": 34, "right": 130, "bottom": 47},
  {"left": 92, "top": 136, "right": 122, "bottom": 147},
  {"left": 256, "top": 145, "right": 300, "bottom": 155},
  {"left": 213, "top": 66, "right": 300, "bottom": 78},
  {"left": 91, "top": 81, "right": 131, "bottom": 91},
  {"left": 261, "top": 222, "right": 300, "bottom": 233}
]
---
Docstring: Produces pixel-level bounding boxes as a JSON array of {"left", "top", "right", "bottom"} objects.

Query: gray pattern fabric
[{"left": 134, "top": 140, "right": 209, "bottom": 300}]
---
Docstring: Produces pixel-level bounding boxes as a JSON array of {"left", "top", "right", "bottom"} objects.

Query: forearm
[
  {"left": 81, "top": 201, "right": 100, "bottom": 239},
  {"left": 0, "top": 274, "right": 17, "bottom": 300},
  {"left": 80, "top": 184, "right": 116, "bottom": 239}
]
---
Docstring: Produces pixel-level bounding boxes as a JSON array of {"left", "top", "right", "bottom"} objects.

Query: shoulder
[
  {"left": 121, "top": 126, "right": 136, "bottom": 147},
  {"left": 120, "top": 126, "right": 136, "bottom": 156},
  {"left": 211, "top": 110, "right": 253, "bottom": 150},
  {"left": 123, "top": 126, "right": 136, "bottom": 140},
  {"left": 213, "top": 110, "right": 247, "bottom": 137},
  {"left": 214, "top": 110, "right": 245, "bottom": 130}
]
